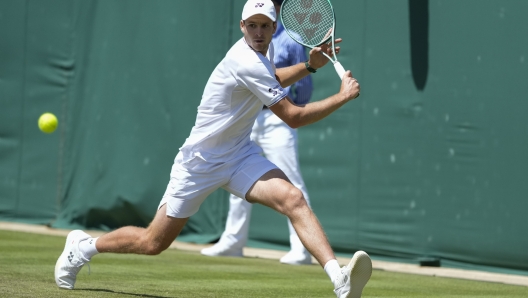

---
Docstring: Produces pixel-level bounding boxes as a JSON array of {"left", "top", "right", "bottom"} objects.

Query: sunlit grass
[{"left": 0, "top": 230, "right": 526, "bottom": 297}]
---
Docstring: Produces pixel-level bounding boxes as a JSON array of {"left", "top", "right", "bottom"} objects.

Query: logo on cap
[{"left": 255, "top": 3, "right": 264, "bottom": 7}]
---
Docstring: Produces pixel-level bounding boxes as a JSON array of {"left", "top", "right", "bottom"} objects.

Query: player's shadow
[{"left": 77, "top": 288, "right": 173, "bottom": 298}]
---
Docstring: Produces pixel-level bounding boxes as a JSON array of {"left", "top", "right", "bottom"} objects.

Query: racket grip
[{"left": 334, "top": 62, "right": 346, "bottom": 79}]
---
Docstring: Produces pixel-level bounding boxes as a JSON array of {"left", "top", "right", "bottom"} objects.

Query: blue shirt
[{"left": 273, "top": 22, "right": 313, "bottom": 105}]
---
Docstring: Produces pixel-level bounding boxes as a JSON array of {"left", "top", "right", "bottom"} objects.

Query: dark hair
[{"left": 272, "top": 0, "right": 284, "bottom": 5}]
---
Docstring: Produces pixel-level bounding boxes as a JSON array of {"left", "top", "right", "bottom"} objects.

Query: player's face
[{"left": 241, "top": 15, "right": 277, "bottom": 55}]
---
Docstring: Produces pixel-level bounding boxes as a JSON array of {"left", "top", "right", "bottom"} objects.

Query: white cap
[{"left": 242, "top": 0, "right": 276, "bottom": 22}]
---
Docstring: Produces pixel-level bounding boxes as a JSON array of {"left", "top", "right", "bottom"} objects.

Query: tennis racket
[{"left": 280, "top": 0, "right": 345, "bottom": 79}]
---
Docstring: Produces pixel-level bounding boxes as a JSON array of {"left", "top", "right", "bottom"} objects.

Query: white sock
[
  {"left": 324, "top": 259, "right": 342, "bottom": 284},
  {"left": 79, "top": 237, "right": 99, "bottom": 260}
]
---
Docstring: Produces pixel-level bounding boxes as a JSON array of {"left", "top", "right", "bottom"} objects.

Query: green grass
[{"left": 0, "top": 230, "right": 527, "bottom": 297}]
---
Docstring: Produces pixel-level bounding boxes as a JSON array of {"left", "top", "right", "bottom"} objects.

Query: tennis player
[
  {"left": 201, "top": 0, "right": 314, "bottom": 265},
  {"left": 55, "top": 0, "right": 371, "bottom": 297}
]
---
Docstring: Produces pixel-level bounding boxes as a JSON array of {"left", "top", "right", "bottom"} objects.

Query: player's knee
[
  {"left": 283, "top": 188, "right": 308, "bottom": 214},
  {"left": 140, "top": 235, "right": 169, "bottom": 255},
  {"left": 143, "top": 242, "right": 167, "bottom": 255}
]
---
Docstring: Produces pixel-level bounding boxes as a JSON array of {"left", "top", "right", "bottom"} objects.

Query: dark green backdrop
[{"left": 1, "top": 0, "right": 527, "bottom": 274}]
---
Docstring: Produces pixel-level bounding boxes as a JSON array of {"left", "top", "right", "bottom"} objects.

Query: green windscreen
[{"left": 1, "top": 0, "right": 527, "bottom": 275}]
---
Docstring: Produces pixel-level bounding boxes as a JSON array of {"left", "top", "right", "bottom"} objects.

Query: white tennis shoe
[
  {"left": 200, "top": 243, "right": 243, "bottom": 257},
  {"left": 279, "top": 250, "right": 312, "bottom": 265},
  {"left": 55, "top": 230, "right": 91, "bottom": 289},
  {"left": 334, "top": 251, "right": 372, "bottom": 298}
]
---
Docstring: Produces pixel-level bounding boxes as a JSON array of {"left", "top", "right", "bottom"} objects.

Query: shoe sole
[{"left": 346, "top": 251, "right": 372, "bottom": 298}]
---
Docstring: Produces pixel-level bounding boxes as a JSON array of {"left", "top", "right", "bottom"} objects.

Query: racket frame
[{"left": 280, "top": 0, "right": 346, "bottom": 78}]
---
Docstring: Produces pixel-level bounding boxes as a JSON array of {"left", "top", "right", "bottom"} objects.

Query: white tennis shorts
[{"left": 158, "top": 147, "right": 278, "bottom": 218}]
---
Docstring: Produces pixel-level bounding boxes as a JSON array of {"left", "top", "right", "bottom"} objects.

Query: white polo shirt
[{"left": 179, "top": 37, "right": 288, "bottom": 163}]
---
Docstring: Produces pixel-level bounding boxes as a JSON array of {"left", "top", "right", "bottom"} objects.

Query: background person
[{"left": 200, "top": 0, "right": 314, "bottom": 265}]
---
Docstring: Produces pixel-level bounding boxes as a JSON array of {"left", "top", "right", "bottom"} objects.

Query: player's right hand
[{"left": 340, "top": 71, "right": 360, "bottom": 101}]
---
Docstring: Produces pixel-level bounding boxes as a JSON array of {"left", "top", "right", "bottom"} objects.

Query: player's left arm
[
  {"left": 275, "top": 63, "right": 310, "bottom": 88},
  {"left": 275, "top": 38, "right": 342, "bottom": 88}
]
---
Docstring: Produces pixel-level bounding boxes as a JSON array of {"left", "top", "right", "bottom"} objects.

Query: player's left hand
[{"left": 307, "top": 36, "right": 342, "bottom": 70}]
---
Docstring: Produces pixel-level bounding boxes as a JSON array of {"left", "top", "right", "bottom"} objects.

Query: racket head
[{"left": 280, "top": 0, "right": 336, "bottom": 48}]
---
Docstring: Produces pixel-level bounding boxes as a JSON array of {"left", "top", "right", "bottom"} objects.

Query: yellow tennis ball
[{"left": 38, "top": 113, "right": 58, "bottom": 134}]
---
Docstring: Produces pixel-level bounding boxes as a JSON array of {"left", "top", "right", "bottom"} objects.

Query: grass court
[{"left": 1, "top": 230, "right": 526, "bottom": 297}]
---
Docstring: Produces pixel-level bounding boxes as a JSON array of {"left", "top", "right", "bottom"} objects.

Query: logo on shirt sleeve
[{"left": 268, "top": 85, "right": 284, "bottom": 97}]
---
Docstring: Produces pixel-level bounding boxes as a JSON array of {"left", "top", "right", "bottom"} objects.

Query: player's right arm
[{"left": 269, "top": 71, "right": 359, "bottom": 129}]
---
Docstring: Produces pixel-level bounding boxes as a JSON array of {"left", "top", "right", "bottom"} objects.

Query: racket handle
[{"left": 333, "top": 61, "right": 346, "bottom": 79}]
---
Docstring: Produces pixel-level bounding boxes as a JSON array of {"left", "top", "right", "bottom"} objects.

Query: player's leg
[
  {"left": 245, "top": 168, "right": 334, "bottom": 266},
  {"left": 94, "top": 153, "right": 224, "bottom": 255},
  {"left": 55, "top": 204, "right": 188, "bottom": 289},
  {"left": 259, "top": 109, "right": 312, "bottom": 264},
  {"left": 95, "top": 204, "right": 187, "bottom": 255},
  {"left": 56, "top": 152, "right": 227, "bottom": 290},
  {"left": 242, "top": 166, "right": 372, "bottom": 298},
  {"left": 223, "top": 148, "right": 330, "bottom": 265}
]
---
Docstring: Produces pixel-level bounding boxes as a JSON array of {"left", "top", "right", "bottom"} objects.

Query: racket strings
[{"left": 281, "top": 0, "right": 334, "bottom": 46}]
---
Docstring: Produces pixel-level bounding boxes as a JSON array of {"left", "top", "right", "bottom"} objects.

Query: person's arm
[
  {"left": 275, "top": 63, "right": 311, "bottom": 88},
  {"left": 291, "top": 72, "right": 313, "bottom": 105},
  {"left": 275, "top": 38, "right": 342, "bottom": 88},
  {"left": 269, "top": 70, "right": 359, "bottom": 129},
  {"left": 289, "top": 43, "right": 313, "bottom": 104}
]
